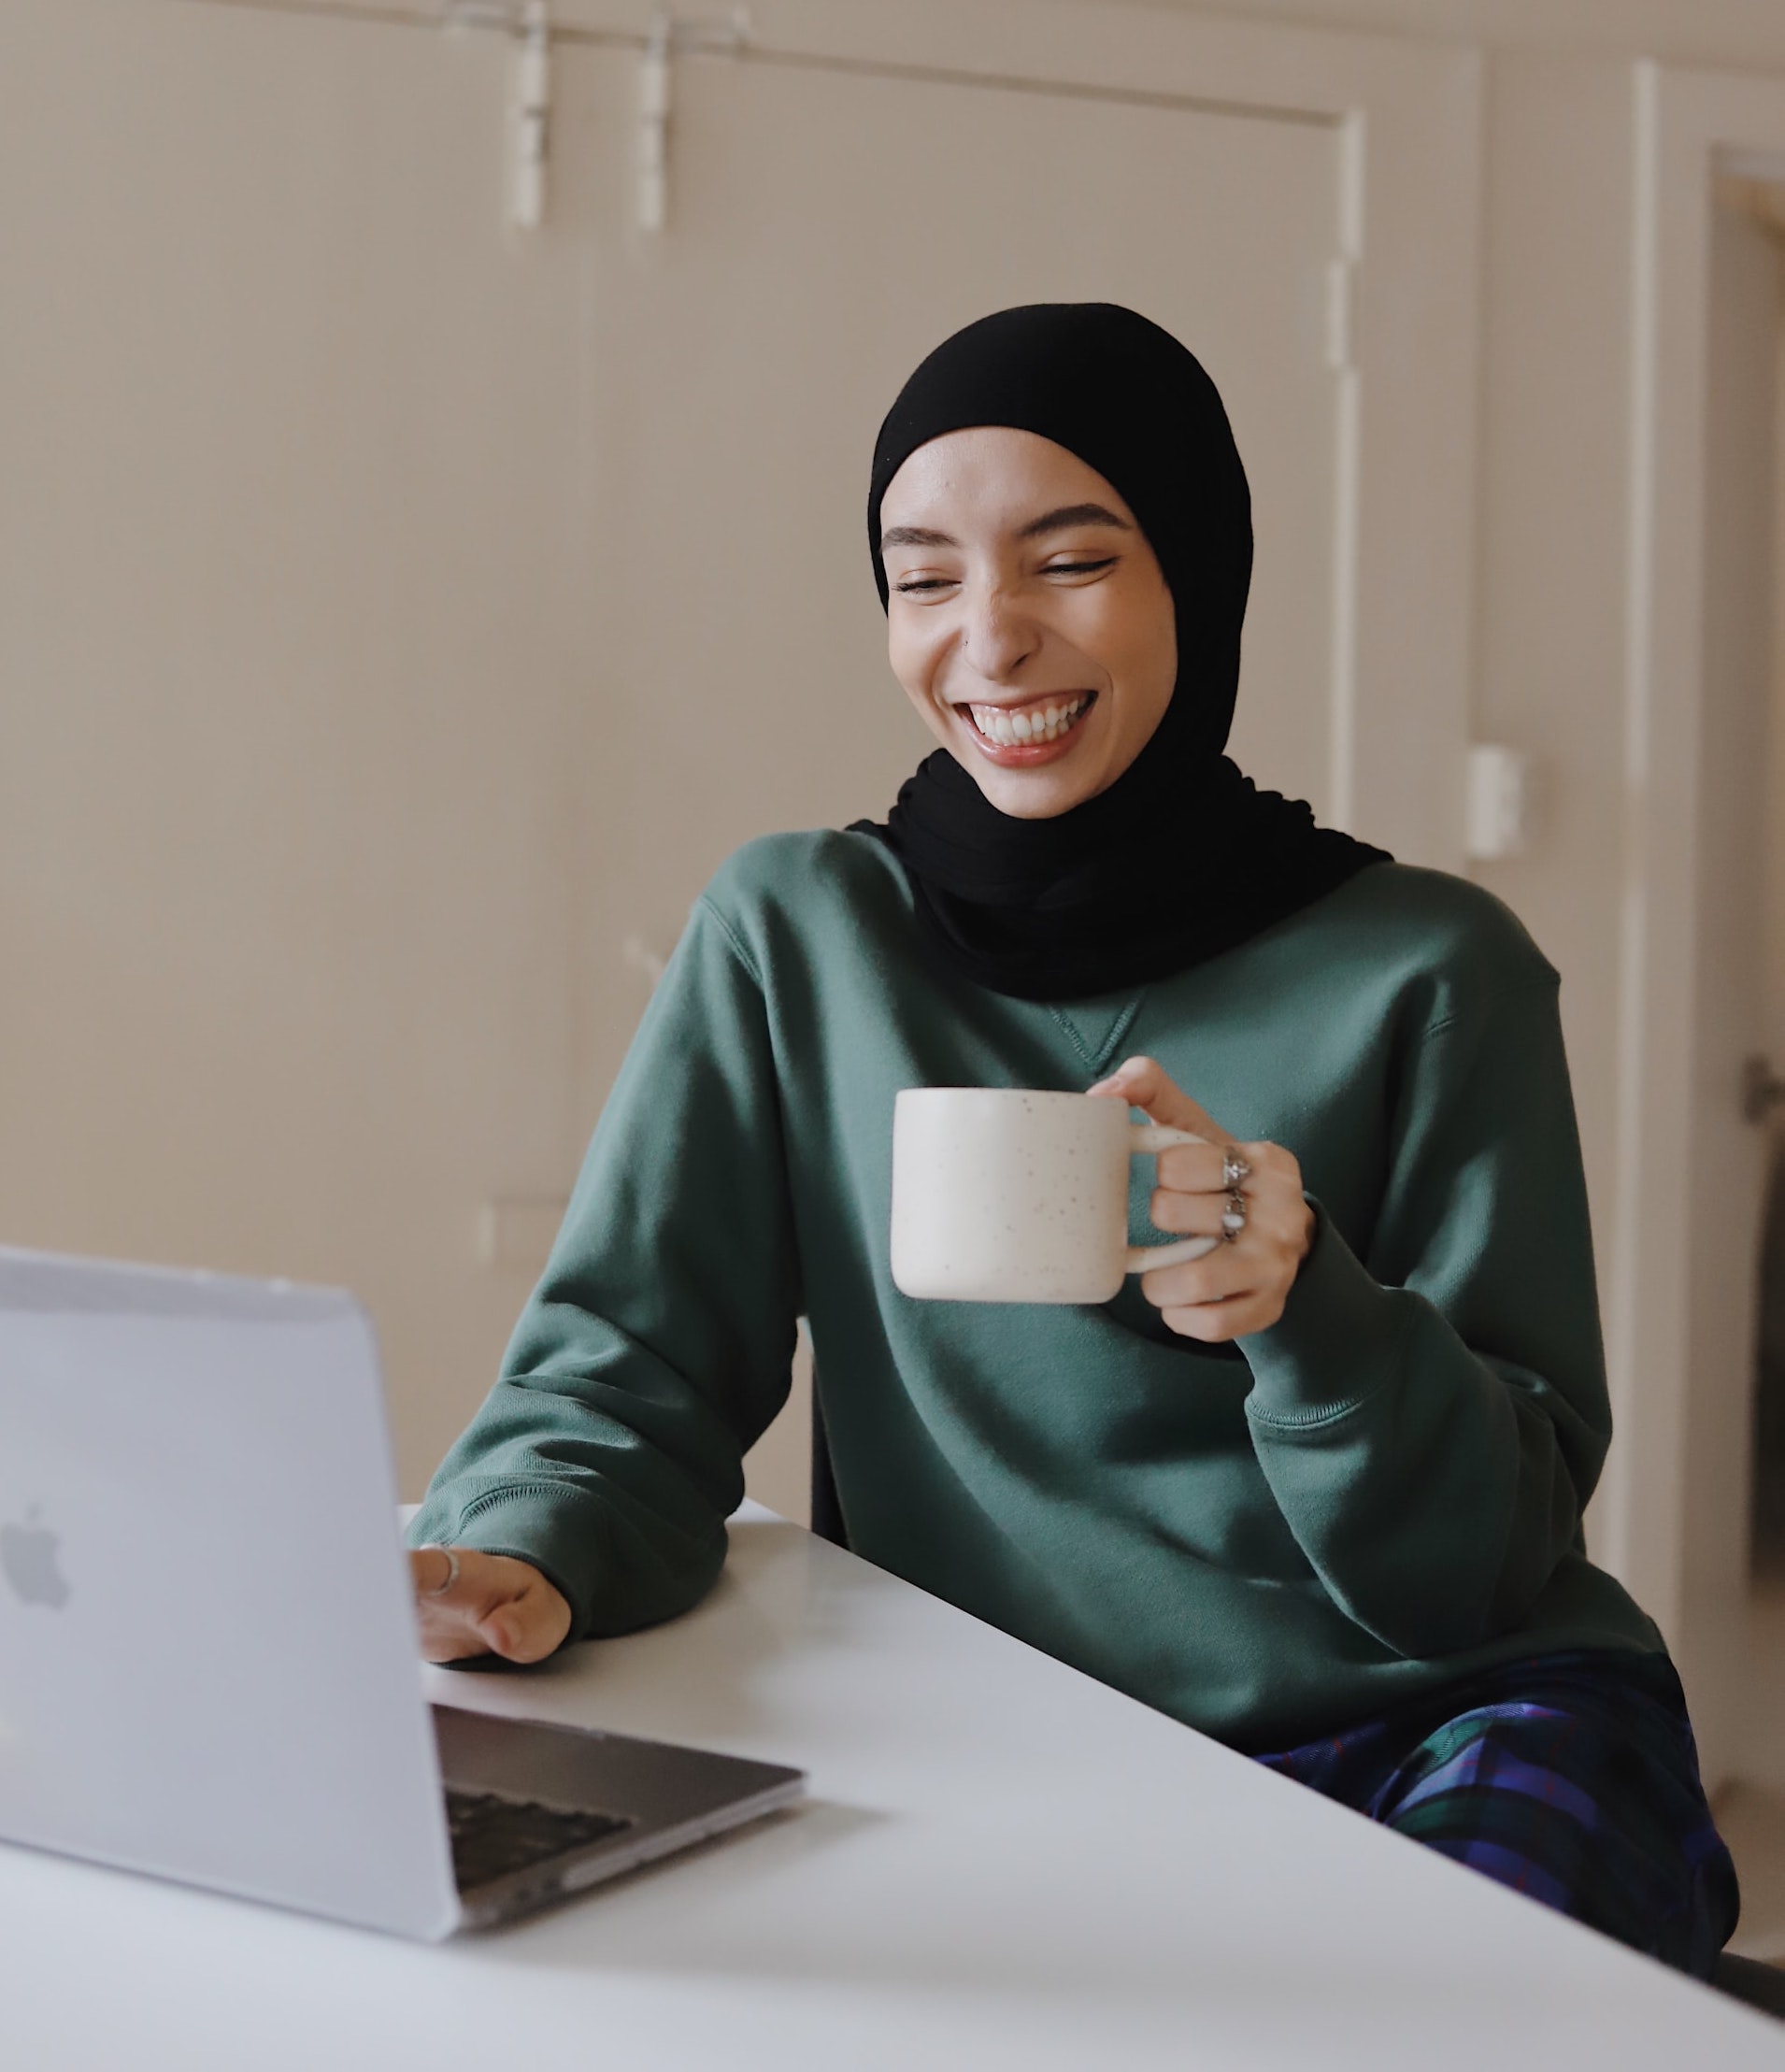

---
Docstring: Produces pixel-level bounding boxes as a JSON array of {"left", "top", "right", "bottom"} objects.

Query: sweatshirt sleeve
[
  {"left": 1239, "top": 972, "right": 1616, "bottom": 1661},
  {"left": 407, "top": 892, "right": 800, "bottom": 1639}
]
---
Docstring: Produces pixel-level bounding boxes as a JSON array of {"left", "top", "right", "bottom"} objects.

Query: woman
[{"left": 408, "top": 305, "right": 1737, "bottom": 1974}]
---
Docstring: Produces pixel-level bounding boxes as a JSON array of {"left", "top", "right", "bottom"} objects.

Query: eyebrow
[
  {"left": 1016, "top": 502, "right": 1133, "bottom": 539},
  {"left": 879, "top": 503, "right": 1134, "bottom": 553},
  {"left": 879, "top": 524, "right": 957, "bottom": 550}
]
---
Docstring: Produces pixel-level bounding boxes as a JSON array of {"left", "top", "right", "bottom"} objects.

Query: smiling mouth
[{"left": 958, "top": 693, "right": 1094, "bottom": 749}]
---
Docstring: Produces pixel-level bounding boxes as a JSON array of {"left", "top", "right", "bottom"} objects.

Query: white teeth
[{"left": 968, "top": 696, "right": 1087, "bottom": 748}]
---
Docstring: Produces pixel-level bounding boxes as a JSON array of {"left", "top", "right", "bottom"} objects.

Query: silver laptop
[{"left": 0, "top": 1245, "right": 804, "bottom": 1939}]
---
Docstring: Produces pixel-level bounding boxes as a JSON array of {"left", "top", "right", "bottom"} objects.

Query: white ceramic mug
[{"left": 890, "top": 1086, "right": 1221, "bottom": 1305}]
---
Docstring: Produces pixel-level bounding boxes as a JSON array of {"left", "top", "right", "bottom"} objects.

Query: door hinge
[
  {"left": 443, "top": 0, "right": 552, "bottom": 229},
  {"left": 443, "top": 4, "right": 750, "bottom": 235},
  {"left": 638, "top": 9, "right": 751, "bottom": 235},
  {"left": 513, "top": 1, "right": 550, "bottom": 230}
]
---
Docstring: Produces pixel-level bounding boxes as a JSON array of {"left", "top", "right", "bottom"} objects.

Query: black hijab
[{"left": 860, "top": 303, "right": 1390, "bottom": 1002}]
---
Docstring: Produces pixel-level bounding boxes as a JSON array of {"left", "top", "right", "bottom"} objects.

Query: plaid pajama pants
[{"left": 1253, "top": 1650, "right": 1740, "bottom": 1977}]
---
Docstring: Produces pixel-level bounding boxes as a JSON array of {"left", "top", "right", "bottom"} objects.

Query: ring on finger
[
  {"left": 1221, "top": 1189, "right": 1248, "bottom": 1242},
  {"left": 1221, "top": 1147, "right": 1252, "bottom": 1190},
  {"left": 425, "top": 1546, "right": 461, "bottom": 1596}
]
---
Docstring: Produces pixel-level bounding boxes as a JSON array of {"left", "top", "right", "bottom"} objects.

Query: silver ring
[
  {"left": 1221, "top": 1189, "right": 1248, "bottom": 1242},
  {"left": 425, "top": 1546, "right": 461, "bottom": 1597},
  {"left": 1221, "top": 1148, "right": 1252, "bottom": 1190}
]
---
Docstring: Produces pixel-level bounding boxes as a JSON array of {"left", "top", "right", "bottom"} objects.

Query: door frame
[
  {"left": 1604, "top": 62, "right": 1785, "bottom": 1747},
  {"left": 550, "top": 0, "right": 1485, "bottom": 868}
]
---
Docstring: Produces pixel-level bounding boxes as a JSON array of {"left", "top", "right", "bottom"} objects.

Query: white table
[{"left": 6, "top": 1506, "right": 1780, "bottom": 2069}]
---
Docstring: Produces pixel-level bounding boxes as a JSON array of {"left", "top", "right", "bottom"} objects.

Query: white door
[{"left": 0, "top": 0, "right": 1479, "bottom": 1496}]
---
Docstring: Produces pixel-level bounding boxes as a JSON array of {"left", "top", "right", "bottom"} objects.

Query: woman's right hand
[{"left": 408, "top": 1547, "right": 572, "bottom": 1665}]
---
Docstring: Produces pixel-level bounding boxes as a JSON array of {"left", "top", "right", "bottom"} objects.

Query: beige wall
[{"left": 1466, "top": 52, "right": 1636, "bottom": 1253}]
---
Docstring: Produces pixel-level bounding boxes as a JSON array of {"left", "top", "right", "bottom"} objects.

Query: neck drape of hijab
[{"left": 858, "top": 303, "right": 1390, "bottom": 1003}]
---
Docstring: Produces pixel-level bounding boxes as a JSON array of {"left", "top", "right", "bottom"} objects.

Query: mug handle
[{"left": 1124, "top": 1124, "right": 1221, "bottom": 1274}]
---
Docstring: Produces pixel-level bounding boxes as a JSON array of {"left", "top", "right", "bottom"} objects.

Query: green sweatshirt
[{"left": 413, "top": 832, "right": 1661, "bottom": 1750}]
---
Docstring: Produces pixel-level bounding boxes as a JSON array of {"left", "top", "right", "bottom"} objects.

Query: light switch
[{"left": 1465, "top": 744, "right": 1531, "bottom": 862}]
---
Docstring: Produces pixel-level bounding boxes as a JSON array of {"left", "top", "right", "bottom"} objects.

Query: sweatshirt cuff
[
  {"left": 1240, "top": 1200, "right": 1400, "bottom": 1427},
  {"left": 407, "top": 1483, "right": 609, "bottom": 1641}
]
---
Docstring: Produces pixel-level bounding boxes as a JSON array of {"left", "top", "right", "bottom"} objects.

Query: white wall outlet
[{"left": 1464, "top": 744, "right": 1531, "bottom": 862}]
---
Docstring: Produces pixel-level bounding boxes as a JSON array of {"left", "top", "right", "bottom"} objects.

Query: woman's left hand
[{"left": 1087, "top": 1055, "right": 1314, "bottom": 1342}]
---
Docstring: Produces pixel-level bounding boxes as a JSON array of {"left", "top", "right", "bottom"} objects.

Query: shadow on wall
[{"left": 1756, "top": 1142, "right": 1785, "bottom": 1579}]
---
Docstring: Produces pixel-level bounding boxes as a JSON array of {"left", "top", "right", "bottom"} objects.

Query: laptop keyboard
[{"left": 445, "top": 1787, "right": 633, "bottom": 1892}]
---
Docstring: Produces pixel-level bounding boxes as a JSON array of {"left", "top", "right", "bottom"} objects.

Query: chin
[{"left": 965, "top": 765, "right": 1101, "bottom": 821}]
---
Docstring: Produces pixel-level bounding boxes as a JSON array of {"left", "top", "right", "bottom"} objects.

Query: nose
[{"left": 959, "top": 578, "right": 1038, "bottom": 683}]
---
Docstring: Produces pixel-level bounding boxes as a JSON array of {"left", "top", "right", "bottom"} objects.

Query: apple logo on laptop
[{"left": 1, "top": 1507, "right": 70, "bottom": 1609}]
